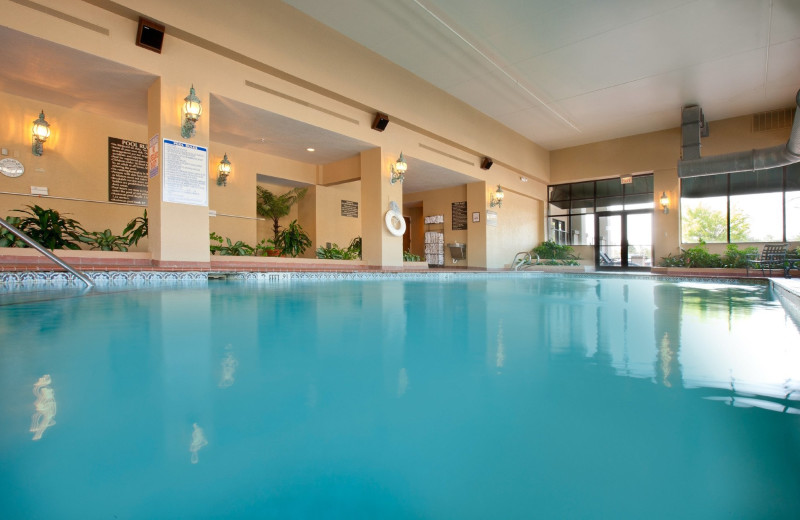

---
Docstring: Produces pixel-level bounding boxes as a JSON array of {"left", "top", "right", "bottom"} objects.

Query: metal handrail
[
  {"left": 511, "top": 251, "right": 538, "bottom": 271},
  {"left": 0, "top": 216, "right": 94, "bottom": 288}
]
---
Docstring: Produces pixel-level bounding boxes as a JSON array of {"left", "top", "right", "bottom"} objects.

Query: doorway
[{"left": 595, "top": 210, "right": 653, "bottom": 270}]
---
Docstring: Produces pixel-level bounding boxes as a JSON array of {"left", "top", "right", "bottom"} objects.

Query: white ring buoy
[{"left": 385, "top": 209, "right": 406, "bottom": 236}]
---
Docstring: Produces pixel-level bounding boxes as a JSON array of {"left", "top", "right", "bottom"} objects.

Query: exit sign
[{"left": 620, "top": 175, "right": 633, "bottom": 184}]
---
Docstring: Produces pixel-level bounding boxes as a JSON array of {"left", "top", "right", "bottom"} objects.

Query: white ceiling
[{"left": 283, "top": 0, "right": 800, "bottom": 150}]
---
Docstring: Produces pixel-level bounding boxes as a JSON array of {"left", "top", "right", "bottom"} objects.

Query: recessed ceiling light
[
  {"left": 306, "top": 147, "right": 315, "bottom": 152},
  {"left": 520, "top": 176, "right": 528, "bottom": 182}
]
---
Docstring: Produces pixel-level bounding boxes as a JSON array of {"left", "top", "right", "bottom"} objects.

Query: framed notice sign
[
  {"left": 162, "top": 139, "right": 208, "bottom": 206},
  {"left": 108, "top": 137, "right": 148, "bottom": 205}
]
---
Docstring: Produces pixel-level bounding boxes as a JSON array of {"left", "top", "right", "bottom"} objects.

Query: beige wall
[
  {"left": 320, "top": 156, "right": 360, "bottom": 186},
  {"left": 315, "top": 181, "right": 362, "bottom": 252},
  {"left": 0, "top": 90, "right": 150, "bottom": 250},
  {"left": 486, "top": 188, "right": 541, "bottom": 269}
]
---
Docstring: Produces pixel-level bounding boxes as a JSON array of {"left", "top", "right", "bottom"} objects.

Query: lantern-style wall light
[
  {"left": 659, "top": 191, "right": 670, "bottom": 214},
  {"left": 31, "top": 110, "right": 51, "bottom": 156},
  {"left": 490, "top": 185, "right": 504, "bottom": 208},
  {"left": 217, "top": 153, "right": 231, "bottom": 186},
  {"left": 391, "top": 152, "right": 407, "bottom": 184},
  {"left": 181, "top": 85, "right": 202, "bottom": 139}
]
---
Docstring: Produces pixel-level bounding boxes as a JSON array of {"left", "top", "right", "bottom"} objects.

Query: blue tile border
[
  {"left": 0, "top": 269, "right": 772, "bottom": 288},
  {"left": 0, "top": 271, "right": 208, "bottom": 288}
]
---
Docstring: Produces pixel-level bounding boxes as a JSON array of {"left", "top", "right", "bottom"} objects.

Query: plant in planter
[
  {"left": 210, "top": 232, "right": 255, "bottom": 256},
  {"left": 347, "top": 236, "right": 362, "bottom": 259},
  {"left": 316, "top": 243, "right": 358, "bottom": 260},
  {"left": 14, "top": 205, "right": 84, "bottom": 250},
  {"left": 0, "top": 216, "right": 27, "bottom": 248},
  {"left": 531, "top": 240, "right": 580, "bottom": 265},
  {"left": 78, "top": 229, "right": 129, "bottom": 252},
  {"left": 403, "top": 250, "right": 421, "bottom": 262},
  {"left": 123, "top": 209, "right": 148, "bottom": 246},
  {"left": 658, "top": 242, "right": 758, "bottom": 268},
  {"left": 275, "top": 219, "right": 311, "bottom": 258},
  {"left": 256, "top": 186, "right": 308, "bottom": 242},
  {"left": 255, "top": 238, "right": 281, "bottom": 257}
]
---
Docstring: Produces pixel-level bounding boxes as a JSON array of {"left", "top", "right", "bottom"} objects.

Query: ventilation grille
[{"left": 752, "top": 108, "right": 796, "bottom": 132}]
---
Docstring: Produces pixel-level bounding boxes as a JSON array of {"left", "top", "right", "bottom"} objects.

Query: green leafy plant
[
  {"left": 78, "top": 229, "right": 129, "bottom": 252},
  {"left": 531, "top": 240, "right": 580, "bottom": 265},
  {"left": 14, "top": 205, "right": 84, "bottom": 250},
  {"left": 209, "top": 232, "right": 255, "bottom": 256},
  {"left": 209, "top": 232, "right": 224, "bottom": 255},
  {"left": 316, "top": 243, "right": 358, "bottom": 260},
  {"left": 658, "top": 253, "right": 687, "bottom": 267},
  {"left": 658, "top": 243, "right": 758, "bottom": 268},
  {"left": 218, "top": 238, "right": 255, "bottom": 256},
  {"left": 275, "top": 219, "right": 311, "bottom": 258},
  {"left": 403, "top": 250, "right": 421, "bottom": 262},
  {"left": 722, "top": 243, "right": 758, "bottom": 268},
  {"left": 123, "top": 209, "right": 148, "bottom": 246},
  {"left": 256, "top": 186, "right": 308, "bottom": 242},
  {"left": 0, "top": 216, "right": 27, "bottom": 248},
  {"left": 347, "top": 236, "right": 362, "bottom": 259},
  {"left": 254, "top": 238, "right": 279, "bottom": 257},
  {"left": 682, "top": 243, "right": 723, "bottom": 267}
]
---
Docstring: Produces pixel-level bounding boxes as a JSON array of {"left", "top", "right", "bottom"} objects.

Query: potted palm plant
[
  {"left": 276, "top": 219, "right": 312, "bottom": 258},
  {"left": 256, "top": 186, "right": 308, "bottom": 246}
]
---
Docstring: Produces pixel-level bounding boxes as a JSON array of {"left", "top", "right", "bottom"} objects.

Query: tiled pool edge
[
  {"left": 772, "top": 279, "right": 800, "bottom": 326},
  {"left": 0, "top": 269, "right": 776, "bottom": 287}
]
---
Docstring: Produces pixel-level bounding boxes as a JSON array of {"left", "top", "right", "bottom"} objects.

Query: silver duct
[{"left": 677, "top": 89, "right": 800, "bottom": 178}]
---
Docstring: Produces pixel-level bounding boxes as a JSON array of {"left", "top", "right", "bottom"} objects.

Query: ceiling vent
[{"left": 752, "top": 108, "right": 796, "bottom": 133}]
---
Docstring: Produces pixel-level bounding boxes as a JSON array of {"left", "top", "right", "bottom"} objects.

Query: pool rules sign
[
  {"left": 108, "top": 138, "right": 148, "bottom": 205},
  {"left": 161, "top": 139, "right": 208, "bottom": 206}
]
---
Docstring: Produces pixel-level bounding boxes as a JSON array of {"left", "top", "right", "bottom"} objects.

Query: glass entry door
[{"left": 595, "top": 210, "right": 652, "bottom": 269}]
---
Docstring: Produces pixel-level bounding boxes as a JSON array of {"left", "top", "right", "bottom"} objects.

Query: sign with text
[
  {"left": 486, "top": 210, "right": 498, "bottom": 227},
  {"left": 162, "top": 139, "right": 208, "bottom": 206},
  {"left": 108, "top": 137, "right": 148, "bottom": 205},
  {"left": 451, "top": 201, "right": 467, "bottom": 230},
  {"left": 341, "top": 200, "right": 359, "bottom": 218}
]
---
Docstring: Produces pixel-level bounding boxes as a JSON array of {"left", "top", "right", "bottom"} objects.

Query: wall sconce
[
  {"left": 391, "top": 152, "right": 407, "bottom": 184},
  {"left": 31, "top": 110, "right": 51, "bottom": 156},
  {"left": 217, "top": 153, "right": 231, "bottom": 186},
  {"left": 181, "top": 85, "right": 202, "bottom": 139},
  {"left": 659, "top": 191, "right": 670, "bottom": 214},
  {"left": 490, "top": 185, "right": 504, "bottom": 208}
]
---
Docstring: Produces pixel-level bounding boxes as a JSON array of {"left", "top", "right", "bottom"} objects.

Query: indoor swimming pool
[{"left": 1, "top": 274, "right": 799, "bottom": 519}]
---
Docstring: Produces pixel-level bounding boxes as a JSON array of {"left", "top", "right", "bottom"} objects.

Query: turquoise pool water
[{"left": 1, "top": 275, "right": 800, "bottom": 519}]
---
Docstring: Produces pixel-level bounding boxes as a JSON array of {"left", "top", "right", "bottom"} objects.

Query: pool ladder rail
[
  {"left": 511, "top": 251, "right": 539, "bottom": 271},
  {"left": 0, "top": 216, "right": 94, "bottom": 288}
]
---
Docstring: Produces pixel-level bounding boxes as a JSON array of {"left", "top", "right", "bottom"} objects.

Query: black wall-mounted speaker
[
  {"left": 481, "top": 157, "right": 493, "bottom": 170},
  {"left": 371, "top": 112, "right": 390, "bottom": 132},
  {"left": 136, "top": 17, "right": 165, "bottom": 54}
]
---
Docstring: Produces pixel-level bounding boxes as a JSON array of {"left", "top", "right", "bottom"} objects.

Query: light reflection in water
[
  {"left": 397, "top": 368, "right": 409, "bottom": 397},
  {"left": 30, "top": 374, "right": 56, "bottom": 441},
  {"left": 659, "top": 332, "right": 674, "bottom": 388},
  {"left": 218, "top": 344, "right": 238, "bottom": 389},
  {"left": 189, "top": 423, "right": 208, "bottom": 464},
  {"left": 496, "top": 320, "right": 505, "bottom": 371}
]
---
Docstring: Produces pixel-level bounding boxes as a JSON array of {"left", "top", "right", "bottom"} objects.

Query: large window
[
  {"left": 547, "top": 174, "right": 654, "bottom": 244},
  {"left": 680, "top": 163, "right": 799, "bottom": 243}
]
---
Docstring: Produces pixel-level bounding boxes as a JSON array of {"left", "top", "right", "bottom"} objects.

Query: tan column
[
  {"left": 147, "top": 78, "right": 210, "bottom": 265},
  {"left": 467, "top": 181, "right": 488, "bottom": 269},
  {"left": 361, "top": 148, "right": 403, "bottom": 268}
]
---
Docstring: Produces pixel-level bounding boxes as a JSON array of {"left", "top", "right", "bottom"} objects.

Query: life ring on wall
[{"left": 385, "top": 209, "right": 406, "bottom": 236}]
